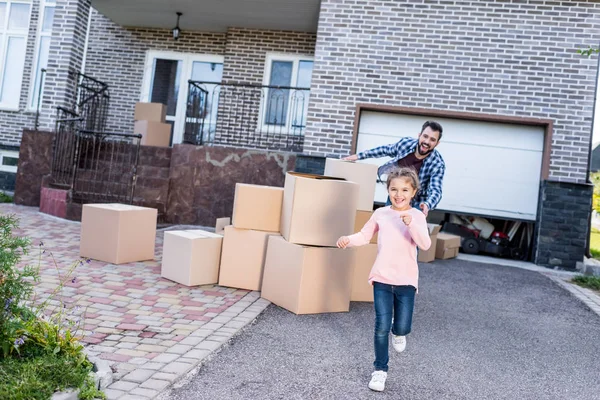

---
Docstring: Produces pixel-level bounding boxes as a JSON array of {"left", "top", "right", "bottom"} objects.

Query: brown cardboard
[
  {"left": 280, "top": 172, "right": 359, "bottom": 247},
  {"left": 354, "top": 210, "right": 378, "bottom": 244},
  {"left": 134, "top": 102, "right": 167, "bottom": 122},
  {"left": 435, "top": 232, "right": 461, "bottom": 259},
  {"left": 161, "top": 230, "right": 223, "bottom": 286},
  {"left": 417, "top": 224, "right": 442, "bottom": 263},
  {"left": 80, "top": 204, "right": 157, "bottom": 264},
  {"left": 324, "top": 158, "right": 377, "bottom": 211},
  {"left": 134, "top": 120, "right": 171, "bottom": 147},
  {"left": 351, "top": 244, "right": 377, "bottom": 302},
  {"left": 218, "top": 226, "right": 281, "bottom": 291},
  {"left": 215, "top": 217, "right": 230, "bottom": 234},
  {"left": 261, "top": 236, "right": 355, "bottom": 315},
  {"left": 232, "top": 184, "right": 283, "bottom": 232}
]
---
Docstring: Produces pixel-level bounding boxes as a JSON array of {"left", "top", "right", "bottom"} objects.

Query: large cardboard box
[
  {"left": 354, "top": 210, "right": 378, "bottom": 244},
  {"left": 351, "top": 244, "right": 377, "bottom": 302},
  {"left": 134, "top": 102, "right": 167, "bottom": 122},
  {"left": 218, "top": 226, "right": 280, "bottom": 291},
  {"left": 232, "top": 184, "right": 283, "bottom": 232},
  {"left": 280, "top": 172, "right": 359, "bottom": 247},
  {"left": 324, "top": 158, "right": 377, "bottom": 211},
  {"left": 436, "top": 232, "right": 461, "bottom": 260},
  {"left": 161, "top": 230, "right": 223, "bottom": 286},
  {"left": 261, "top": 236, "right": 355, "bottom": 315},
  {"left": 80, "top": 204, "right": 157, "bottom": 264},
  {"left": 417, "top": 224, "right": 442, "bottom": 263},
  {"left": 134, "top": 120, "right": 171, "bottom": 147}
]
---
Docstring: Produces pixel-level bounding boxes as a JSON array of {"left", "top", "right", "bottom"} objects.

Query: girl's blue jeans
[{"left": 373, "top": 282, "right": 416, "bottom": 372}]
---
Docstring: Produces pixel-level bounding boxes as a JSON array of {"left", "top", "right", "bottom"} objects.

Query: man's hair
[
  {"left": 386, "top": 167, "right": 420, "bottom": 192},
  {"left": 421, "top": 121, "right": 443, "bottom": 140}
]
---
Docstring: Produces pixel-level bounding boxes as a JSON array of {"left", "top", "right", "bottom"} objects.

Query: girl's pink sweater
[{"left": 346, "top": 206, "right": 431, "bottom": 290}]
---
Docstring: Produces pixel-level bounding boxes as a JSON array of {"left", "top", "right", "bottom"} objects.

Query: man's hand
[
  {"left": 419, "top": 203, "right": 429, "bottom": 217},
  {"left": 342, "top": 154, "right": 358, "bottom": 162}
]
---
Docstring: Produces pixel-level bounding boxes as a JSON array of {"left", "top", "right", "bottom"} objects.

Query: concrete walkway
[
  {"left": 2, "top": 204, "right": 269, "bottom": 399},
  {"left": 163, "top": 258, "right": 600, "bottom": 400}
]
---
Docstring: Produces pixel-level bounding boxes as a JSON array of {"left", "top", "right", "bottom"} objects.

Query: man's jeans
[{"left": 373, "top": 282, "right": 416, "bottom": 372}]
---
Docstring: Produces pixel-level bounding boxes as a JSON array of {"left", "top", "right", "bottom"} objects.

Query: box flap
[
  {"left": 427, "top": 223, "right": 442, "bottom": 235},
  {"left": 288, "top": 171, "right": 347, "bottom": 181}
]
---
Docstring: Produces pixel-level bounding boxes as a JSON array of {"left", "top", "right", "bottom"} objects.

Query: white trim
[
  {"left": 80, "top": 4, "right": 92, "bottom": 74},
  {"left": 0, "top": 0, "right": 32, "bottom": 110},
  {"left": 27, "top": 0, "right": 55, "bottom": 110},
  {"left": 259, "top": 52, "right": 314, "bottom": 133},
  {"left": 140, "top": 50, "right": 224, "bottom": 145},
  {"left": 0, "top": 149, "right": 19, "bottom": 173}
]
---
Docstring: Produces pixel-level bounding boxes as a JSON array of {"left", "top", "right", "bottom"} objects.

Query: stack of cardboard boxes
[{"left": 134, "top": 102, "right": 171, "bottom": 147}]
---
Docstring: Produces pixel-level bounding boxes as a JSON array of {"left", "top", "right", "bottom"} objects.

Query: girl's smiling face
[{"left": 388, "top": 177, "right": 417, "bottom": 210}]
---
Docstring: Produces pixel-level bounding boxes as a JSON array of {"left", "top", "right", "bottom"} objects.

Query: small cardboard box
[
  {"left": 280, "top": 172, "right": 359, "bottom": 247},
  {"left": 215, "top": 217, "right": 230, "bottom": 235},
  {"left": 134, "top": 102, "right": 167, "bottom": 123},
  {"left": 417, "top": 223, "right": 442, "bottom": 263},
  {"left": 261, "top": 236, "right": 355, "bottom": 315},
  {"left": 134, "top": 120, "right": 171, "bottom": 147},
  {"left": 436, "top": 232, "right": 461, "bottom": 259},
  {"left": 218, "top": 226, "right": 280, "bottom": 291},
  {"left": 80, "top": 204, "right": 157, "bottom": 264},
  {"left": 355, "top": 210, "right": 378, "bottom": 244},
  {"left": 161, "top": 230, "right": 223, "bottom": 286},
  {"left": 351, "top": 244, "right": 377, "bottom": 302},
  {"left": 324, "top": 158, "right": 377, "bottom": 211},
  {"left": 232, "top": 184, "right": 283, "bottom": 232}
]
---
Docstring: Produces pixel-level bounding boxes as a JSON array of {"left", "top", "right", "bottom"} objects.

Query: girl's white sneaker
[
  {"left": 392, "top": 335, "right": 407, "bottom": 353},
  {"left": 368, "top": 370, "right": 387, "bottom": 392}
]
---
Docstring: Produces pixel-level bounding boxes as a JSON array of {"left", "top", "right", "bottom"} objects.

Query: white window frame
[
  {"left": 259, "top": 53, "right": 313, "bottom": 133},
  {"left": 140, "top": 50, "right": 224, "bottom": 145},
  {"left": 27, "top": 0, "right": 54, "bottom": 111},
  {"left": 0, "top": 149, "right": 18, "bottom": 173},
  {"left": 0, "top": 0, "right": 32, "bottom": 111}
]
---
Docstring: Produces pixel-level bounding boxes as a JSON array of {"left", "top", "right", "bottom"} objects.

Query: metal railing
[
  {"left": 67, "top": 69, "right": 110, "bottom": 133},
  {"left": 184, "top": 81, "right": 309, "bottom": 152}
]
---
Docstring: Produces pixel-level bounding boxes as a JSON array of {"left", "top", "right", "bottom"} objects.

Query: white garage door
[{"left": 356, "top": 111, "right": 545, "bottom": 221}]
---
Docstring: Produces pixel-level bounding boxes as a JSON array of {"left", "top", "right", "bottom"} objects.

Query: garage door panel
[{"left": 357, "top": 111, "right": 544, "bottom": 221}]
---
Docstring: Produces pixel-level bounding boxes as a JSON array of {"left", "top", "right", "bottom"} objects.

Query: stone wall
[{"left": 14, "top": 130, "right": 54, "bottom": 206}]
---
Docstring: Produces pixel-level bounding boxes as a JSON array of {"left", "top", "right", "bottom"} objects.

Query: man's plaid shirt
[{"left": 357, "top": 137, "right": 445, "bottom": 210}]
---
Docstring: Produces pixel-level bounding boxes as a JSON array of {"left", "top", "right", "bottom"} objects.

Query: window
[
  {"left": 0, "top": 1, "right": 31, "bottom": 109},
  {"left": 29, "top": 0, "right": 54, "bottom": 109},
  {"left": 262, "top": 54, "right": 313, "bottom": 132},
  {"left": 0, "top": 149, "right": 18, "bottom": 173}
]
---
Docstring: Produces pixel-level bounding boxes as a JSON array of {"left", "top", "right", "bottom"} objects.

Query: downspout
[
  {"left": 80, "top": 6, "right": 93, "bottom": 74},
  {"left": 585, "top": 45, "right": 600, "bottom": 259}
]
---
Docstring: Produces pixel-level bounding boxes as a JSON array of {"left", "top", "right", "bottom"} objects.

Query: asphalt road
[{"left": 164, "top": 259, "right": 600, "bottom": 400}]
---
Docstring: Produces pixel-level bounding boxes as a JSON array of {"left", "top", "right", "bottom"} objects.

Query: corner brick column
[
  {"left": 37, "top": 0, "right": 91, "bottom": 130},
  {"left": 535, "top": 180, "right": 593, "bottom": 269}
]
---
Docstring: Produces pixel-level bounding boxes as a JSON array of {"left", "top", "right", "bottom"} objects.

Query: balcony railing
[{"left": 184, "top": 81, "right": 310, "bottom": 152}]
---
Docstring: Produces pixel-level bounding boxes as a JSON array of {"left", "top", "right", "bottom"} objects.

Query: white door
[
  {"left": 140, "top": 51, "right": 224, "bottom": 145},
  {"left": 356, "top": 111, "right": 545, "bottom": 221}
]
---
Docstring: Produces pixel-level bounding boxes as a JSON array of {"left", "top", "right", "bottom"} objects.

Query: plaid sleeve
[
  {"left": 424, "top": 163, "right": 445, "bottom": 210},
  {"left": 357, "top": 140, "right": 403, "bottom": 160}
]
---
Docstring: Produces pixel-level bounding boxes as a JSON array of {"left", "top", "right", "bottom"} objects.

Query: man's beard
[{"left": 417, "top": 142, "right": 432, "bottom": 156}]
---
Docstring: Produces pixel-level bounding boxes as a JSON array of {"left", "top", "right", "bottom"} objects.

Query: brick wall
[
  {"left": 305, "top": 0, "right": 600, "bottom": 183},
  {"left": 0, "top": 0, "right": 42, "bottom": 146},
  {"left": 82, "top": 10, "right": 227, "bottom": 135}
]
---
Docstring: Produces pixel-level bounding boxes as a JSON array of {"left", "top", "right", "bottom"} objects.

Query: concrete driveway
[{"left": 163, "top": 259, "right": 600, "bottom": 400}]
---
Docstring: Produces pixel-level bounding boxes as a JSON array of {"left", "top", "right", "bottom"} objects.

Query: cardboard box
[
  {"left": 134, "top": 120, "right": 171, "bottom": 147},
  {"left": 215, "top": 217, "right": 230, "bottom": 235},
  {"left": 280, "top": 172, "right": 359, "bottom": 247},
  {"left": 324, "top": 158, "right": 377, "bottom": 211},
  {"left": 134, "top": 102, "right": 167, "bottom": 122},
  {"left": 351, "top": 244, "right": 377, "bottom": 302},
  {"left": 218, "top": 226, "right": 280, "bottom": 291},
  {"left": 417, "top": 224, "right": 442, "bottom": 263},
  {"left": 436, "top": 232, "right": 461, "bottom": 260},
  {"left": 161, "top": 230, "right": 223, "bottom": 286},
  {"left": 354, "top": 210, "right": 378, "bottom": 244},
  {"left": 261, "top": 236, "right": 355, "bottom": 315},
  {"left": 80, "top": 204, "right": 157, "bottom": 264},
  {"left": 232, "top": 184, "right": 283, "bottom": 232}
]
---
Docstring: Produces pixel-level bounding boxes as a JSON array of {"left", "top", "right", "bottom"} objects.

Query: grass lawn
[{"left": 590, "top": 231, "right": 600, "bottom": 260}]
